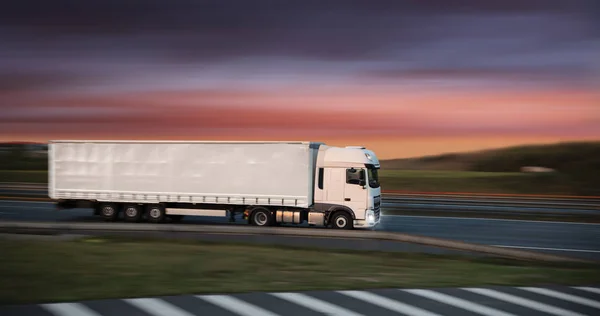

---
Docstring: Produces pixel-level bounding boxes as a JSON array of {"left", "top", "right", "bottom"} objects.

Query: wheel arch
[{"left": 326, "top": 205, "right": 356, "bottom": 220}]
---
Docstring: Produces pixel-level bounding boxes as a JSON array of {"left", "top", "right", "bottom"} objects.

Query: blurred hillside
[
  {"left": 381, "top": 141, "right": 600, "bottom": 171},
  {"left": 0, "top": 142, "right": 48, "bottom": 170},
  {"left": 381, "top": 141, "right": 600, "bottom": 195}
]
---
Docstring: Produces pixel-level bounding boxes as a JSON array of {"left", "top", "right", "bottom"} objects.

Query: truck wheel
[
  {"left": 146, "top": 204, "right": 165, "bottom": 223},
  {"left": 99, "top": 203, "right": 119, "bottom": 221},
  {"left": 251, "top": 208, "right": 272, "bottom": 227},
  {"left": 123, "top": 204, "right": 142, "bottom": 222},
  {"left": 330, "top": 211, "right": 353, "bottom": 229}
]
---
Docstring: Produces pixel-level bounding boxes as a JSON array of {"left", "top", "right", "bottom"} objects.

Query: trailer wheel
[
  {"left": 251, "top": 208, "right": 272, "bottom": 227},
  {"left": 99, "top": 203, "right": 119, "bottom": 221},
  {"left": 146, "top": 204, "right": 165, "bottom": 223},
  {"left": 330, "top": 211, "right": 353, "bottom": 229},
  {"left": 123, "top": 204, "right": 142, "bottom": 222}
]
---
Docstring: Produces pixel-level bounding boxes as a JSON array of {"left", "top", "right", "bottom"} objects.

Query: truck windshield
[{"left": 366, "top": 164, "right": 380, "bottom": 188}]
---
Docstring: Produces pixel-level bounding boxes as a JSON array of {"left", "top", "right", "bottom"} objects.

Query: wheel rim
[
  {"left": 126, "top": 207, "right": 137, "bottom": 217},
  {"left": 149, "top": 208, "right": 161, "bottom": 218},
  {"left": 335, "top": 216, "right": 347, "bottom": 228},
  {"left": 255, "top": 212, "right": 268, "bottom": 225},
  {"left": 102, "top": 206, "right": 114, "bottom": 216}
]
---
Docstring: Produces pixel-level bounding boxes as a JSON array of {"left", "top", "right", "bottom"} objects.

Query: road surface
[
  {"left": 1, "top": 200, "right": 599, "bottom": 261},
  {"left": 2, "top": 285, "right": 599, "bottom": 315}
]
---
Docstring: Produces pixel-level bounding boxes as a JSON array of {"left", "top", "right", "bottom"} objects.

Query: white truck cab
[
  {"left": 50, "top": 140, "right": 382, "bottom": 230},
  {"left": 312, "top": 145, "right": 381, "bottom": 228}
]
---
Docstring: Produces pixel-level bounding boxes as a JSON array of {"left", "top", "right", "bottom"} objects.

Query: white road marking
[
  {"left": 271, "top": 292, "right": 365, "bottom": 316},
  {"left": 123, "top": 298, "right": 196, "bottom": 316},
  {"left": 197, "top": 295, "right": 281, "bottom": 316},
  {"left": 403, "top": 289, "right": 516, "bottom": 316},
  {"left": 520, "top": 287, "right": 600, "bottom": 309},
  {"left": 573, "top": 287, "right": 600, "bottom": 295},
  {"left": 492, "top": 245, "right": 600, "bottom": 253},
  {"left": 464, "top": 288, "right": 586, "bottom": 316},
  {"left": 383, "top": 214, "right": 600, "bottom": 225},
  {"left": 339, "top": 290, "right": 441, "bottom": 316},
  {"left": 41, "top": 303, "right": 102, "bottom": 316}
]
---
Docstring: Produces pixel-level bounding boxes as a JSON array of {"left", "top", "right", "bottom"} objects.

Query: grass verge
[{"left": 1, "top": 236, "right": 599, "bottom": 305}]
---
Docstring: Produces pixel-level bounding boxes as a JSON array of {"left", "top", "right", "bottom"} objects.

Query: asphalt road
[
  {"left": 2, "top": 286, "right": 600, "bottom": 316},
  {"left": 1, "top": 200, "right": 599, "bottom": 260}
]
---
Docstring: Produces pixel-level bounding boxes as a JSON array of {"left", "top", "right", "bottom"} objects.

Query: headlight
[{"left": 366, "top": 210, "right": 375, "bottom": 223}]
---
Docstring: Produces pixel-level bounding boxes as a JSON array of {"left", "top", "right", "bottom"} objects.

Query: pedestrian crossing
[{"left": 1, "top": 286, "right": 599, "bottom": 316}]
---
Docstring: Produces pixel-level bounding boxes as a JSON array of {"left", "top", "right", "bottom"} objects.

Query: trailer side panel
[{"left": 50, "top": 141, "right": 316, "bottom": 208}]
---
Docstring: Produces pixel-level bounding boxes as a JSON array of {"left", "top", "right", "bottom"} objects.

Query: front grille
[
  {"left": 373, "top": 195, "right": 381, "bottom": 209},
  {"left": 373, "top": 195, "right": 381, "bottom": 221}
]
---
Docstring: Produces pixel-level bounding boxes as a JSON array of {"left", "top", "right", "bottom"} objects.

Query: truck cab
[{"left": 313, "top": 145, "right": 381, "bottom": 229}]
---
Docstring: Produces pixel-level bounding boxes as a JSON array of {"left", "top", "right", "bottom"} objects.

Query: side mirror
[{"left": 359, "top": 179, "right": 366, "bottom": 186}]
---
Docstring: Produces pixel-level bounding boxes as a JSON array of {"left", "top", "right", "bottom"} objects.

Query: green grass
[{"left": 1, "top": 236, "right": 599, "bottom": 304}]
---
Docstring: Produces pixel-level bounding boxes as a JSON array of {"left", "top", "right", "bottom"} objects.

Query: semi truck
[{"left": 49, "top": 140, "right": 381, "bottom": 229}]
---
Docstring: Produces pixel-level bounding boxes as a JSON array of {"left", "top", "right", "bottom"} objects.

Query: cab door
[{"left": 343, "top": 168, "right": 367, "bottom": 218}]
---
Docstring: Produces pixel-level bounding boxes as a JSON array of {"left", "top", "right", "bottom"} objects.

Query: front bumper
[{"left": 353, "top": 208, "right": 380, "bottom": 229}]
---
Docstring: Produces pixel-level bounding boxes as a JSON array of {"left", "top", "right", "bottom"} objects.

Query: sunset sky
[{"left": 1, "top": 0, "right": 599, "bottom": 159}]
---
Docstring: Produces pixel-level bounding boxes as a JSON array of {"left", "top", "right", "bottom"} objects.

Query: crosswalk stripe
[
  {"left": 403, "top": 289, "right": 517, "bottom": 316},
  {"left": 123, "top": 298, "right": 196, "bottom": 316},
  {"left": 271, "top": 292, "right": 365, "bottom": 316},
  {"left": 339, "top": 290, "right": 442, "bottom": 316},
  {"left": 41, "top": 303, "right": 103, "bottom": 316},
  {"left": 573, "top": 287, "right": 600, "bottom": 295},
  {"left": 463, "top": 288, "right": 586, "bottom": 316},
  {"left": 197, "top": 295, "right": 281, "bottom": 316},
  {"left": 520, "top": 287, "right": 600, "bottom": 309}
]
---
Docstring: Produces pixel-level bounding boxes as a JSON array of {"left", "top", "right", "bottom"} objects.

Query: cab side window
[{"left": 346, "top": 168, "right": 365, "bottom": 185}]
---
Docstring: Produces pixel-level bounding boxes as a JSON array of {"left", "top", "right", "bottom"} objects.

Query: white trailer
[{"left": 49, "top": 140, "right": 381, "bottom": 229}]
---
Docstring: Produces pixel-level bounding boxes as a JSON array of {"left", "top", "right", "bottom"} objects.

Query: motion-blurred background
[{"left": 1, "top": 0, "right": 599, "bottom": 194}]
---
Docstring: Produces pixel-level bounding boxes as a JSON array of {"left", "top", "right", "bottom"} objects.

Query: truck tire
[
  {"left": 146, "top": 204, "right": 165, "bottom": 223},
  {"left": 250, "top": 207, "right": 272, "bottom": 227},
  {"left": 330, "top": 211, "right": 353, "bottom": 229},
  {"left": 123, "top": 204, "right": 142, "bottom": 222},
  {"left": 99, "top": 203, "right": 119, "bottom": 221}
]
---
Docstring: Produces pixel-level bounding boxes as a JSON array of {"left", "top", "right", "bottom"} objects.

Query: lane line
[
  {"left": 339, "top": 290, "right": 441, "bottom": 316},
  {"left": 520, "top": 287, "right": 600, "bottom": 309},
  {"left": 41, "top": 303, "right": 102, "bottom": 316},
  {"left": 271, "top": 292, "right": 365, "bottom": 316},
  {"left": 463, "top": 288, "right": 586, "bottom": 316},
  {"left": 197, "top": 295, "right": 281, "bottom": 316},
  {"left": 403, "top": 289, "right": 516, "bottom": 316},
  {"left": 492, "top": 245, "right": 600, "bottom": 254},
  {"left": 123, "top": 298, "right": 196, "bottom": 316},
  {"left": 382, "top": 215, "right": 600, "bottom": 225},
  {"left": 573, "top": 287, "right": 600, "bottom": 295}
]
